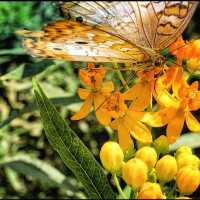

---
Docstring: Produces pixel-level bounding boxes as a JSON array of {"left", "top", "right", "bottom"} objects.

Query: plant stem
[
  {"left": 113, "top": 173, "right": 127, "bottom": 199},
  {"left": 114, "top": 63, "right": 129, "bottom": 90}
]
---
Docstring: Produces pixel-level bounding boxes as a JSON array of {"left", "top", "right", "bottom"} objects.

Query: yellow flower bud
[
  {"left": 176, "top": 197, "right": 191, "bottom": 199},
  {"left": 176, "top": 167, "right": 200, "bottom": 195},
  {"left": 122, "top": 158, "right": 148, "bottom": 190},
  {"left": 155, "top": 155, "right": 177, "bottom": 183},
  {"left": 100, "top": 141, "right": 124, "bottom": 173},
  {"left": 135, "top": 146, "right": 157, "bottom": 169},
  {"left": 175, "top": 145, "right": 192, "bottom": 158},
  {"left": 176, "top": 153, "right": 199, "bottom": 169},
  {"left": 138, "top": 182, "right": 166, "bottom": 199},
  {"left": 153, "top": 135, "right": 169, "bottom": 155}
]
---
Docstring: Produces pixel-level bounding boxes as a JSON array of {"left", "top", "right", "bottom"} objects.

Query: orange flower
[
  {"left": 71, "top": 64, "right": 114, "bottom": 120},
  {"left": 187, "top": 57, "right": 200, "bottom": 72},
  {"left": 169, "top": 37, "right": 186, "bottom": 60},
  {"left": 95, "top": 91, "right": 127, "bottom": 125},
  {"left": 169, "top": 38, "right": 200, "bottom": 71},
  {"left": 147, "top": 66, "right": 200, "bottom": 143},
  {"left": 98, "top": 92, "right": 152, "bottom": 151},
  {"left": 123, "top": 68, "right": 161, "bottom": 111}
]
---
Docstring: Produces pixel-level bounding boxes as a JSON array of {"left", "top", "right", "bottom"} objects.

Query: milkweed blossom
[
  {"left": 71, "top": 63, "right": 114, "bottom": 120},
  {"left": 72, "top": 39, "right": 200, "bottom": 144},
  {"left": 169, "top": 37, "right": 200, "bottom": 72},
  {"left": 71, "top": 37, "right": 200, "bottom": 199}
]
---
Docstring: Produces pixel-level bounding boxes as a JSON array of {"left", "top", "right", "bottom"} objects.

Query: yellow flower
[
  {"left": 145, "top": 66, "right": 200, "bottom": 143},
  {"left": 122, "top": 158, "right": 148, "bottom": 190},
  {"left": 176, "top": 167, "right": 200, "bottom": 195},
  {"left": 176, "top": 153, "right": 199, "bottom": 170},
  {"left": 71, "top": 64, "right": 114, "bottom": 121},
  {"left": 138, "top": 182, "right": 166, "bottom": 199},
  {"left": 155, "top": 155, "right": 177, "bottom": 183},
  {"left": 135, "top": 146, "right": 157, "bottom": 169},
  {"left": 175, "top": 145, "right": 193, "bottom": 158},
  {"left": 100, "top": 141, "right": 124, "bottom": 173}
]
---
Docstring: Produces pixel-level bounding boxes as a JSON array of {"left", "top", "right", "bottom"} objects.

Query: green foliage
[
  {"left": 32, "top": 79, "right": 116, "bottom": 199},
  {"left": 0, "top": 2, "right": 60, "bottom": 47}
]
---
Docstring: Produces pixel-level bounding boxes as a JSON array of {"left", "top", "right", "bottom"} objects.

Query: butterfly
[{"left": 17, "top": 1, "right": 198, "bottom": 69}]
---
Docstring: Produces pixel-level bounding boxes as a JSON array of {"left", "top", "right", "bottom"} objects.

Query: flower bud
[
  {"left": 176, "top": 167, "right": 200, "bottom": 195},
  {"left": 135, "top": 146, "right": 157, "bottom": 169},
  {"left": 175, "top": 145, "right": 192, "bottom": 158},
  {"left": 176, "top": 153, "right": 199, "bottom": 170},
  {"left": 155, "top": 155, "right": 177, "bottom": 183},
  {"left": 153, "top": 135, "right": 169, "bottom": 155},
  {"left": 138, "top": 182, "right": 166, "bottom": 199},
  {"left": 176, "top": 197, "right": 191, "bottom": 199},
  {"left": 122, "top": 158, "right": 148, "bottom": 189},
  {"left": 100, "top": 141, "right": 124, "bottom": 173}
]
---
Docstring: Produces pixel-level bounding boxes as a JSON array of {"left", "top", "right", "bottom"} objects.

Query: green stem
[
  {"left": 114, "top": 63, "right": 129, "bottom": 90},
  {"left": 113, "top": 173, "right": 127, "bottom": 199},
  {"left": 131, "top": 188, "right": 137, "bottom": 199}
]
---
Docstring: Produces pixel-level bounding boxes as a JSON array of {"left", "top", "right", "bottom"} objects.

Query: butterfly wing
[
  {"left": 59, "top": 1, "right": 198, "bottom": 50},
  {"left": 17, "top": 20, "right": 147, "bottom": 63}
]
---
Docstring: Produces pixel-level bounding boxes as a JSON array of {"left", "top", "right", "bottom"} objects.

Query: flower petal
[
  {"left": 79, "top": 69, "right": 91, "bottom": 87},
  {"left": 93, "top": 93, "right": 106, "bottom": 109},
  {"left": 100, "top": 81, "right": 114, "bottom": 93},
  {"left": 129, "top": 81, "right": 153, "bottom": 111},
  {"left": 96, "top": 109, "right": 111, "bottom": 125},
  {"left": 118, "top": 123, "right": 133, "bottom": 151},
  {"left": 172, "top": 67, "right": 186, "bottom": 97},
  {"left": 185, "top": 111, "right": 200, "bottom": 132},
  {"left": 128, "top": 120, "right": 152, "bottom": 144},
  {"left": 154, "top": 89, "right": 179, "bottom": 108},
  {"left": 141, "top": 107, "right": 176, "bottom": 127},
  {"left": 166, "top": 109, "right": 185, "bottom": 144},
  {"left": 188, "top": 91, "right": 200, "bottom": 111},
  {"left": 110, "top": 119, "right": 119, "bottom": 130},
  {"left": 71, "top": 96, "right": 93, "bottom": 120},
  {"left": 78, "top": 88, "right": 90, "bottom": 99}
]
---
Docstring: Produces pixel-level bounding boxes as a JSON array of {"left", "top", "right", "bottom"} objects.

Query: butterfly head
[{"left": 152, "top": 55, "right": 166, "bottom": 67}]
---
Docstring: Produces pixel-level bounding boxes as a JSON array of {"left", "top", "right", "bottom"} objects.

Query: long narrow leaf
[
  {"left": 0, "top": 154, "right": 67, "bottom": 186},
  {"left": 32, "top": 79, "right": 115, "bottom": 199}
]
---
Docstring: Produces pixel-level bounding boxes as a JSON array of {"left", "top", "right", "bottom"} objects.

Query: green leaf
[
  {"left": 0, "top": 48, "right": 25, "bottom": 55},
  {"left": 169, "top": 133, "right": 200, "bottom": 151},
  {"left": 0, "top": 60, "right": 54, "bottom": 80},
  {"left": 0, "top": 96, "right": 80, "bottom": 129},
  {"left": 32, "top": 79, "right": 116, "bottom": 199},
  {"left": 4, "top": 167, "right": 26, "bottom": 193},
  {"left": 0, "top": 154, "right": 79, "bottom": 193}
]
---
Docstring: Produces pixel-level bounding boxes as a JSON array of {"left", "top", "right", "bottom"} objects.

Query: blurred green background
[{"left": 0, "top": 2, "right": 199, "bottom": 199}]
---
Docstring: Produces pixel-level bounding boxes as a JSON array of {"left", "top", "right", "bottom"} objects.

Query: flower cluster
[
  {"left": 71, "top": 38, "right": 200, "bottom": 149},
  {"left": 70, "top": 37, "right": 200, "bottom": 199},
  {"left": 169, "top": 37, "right": 200, "bottom": 72},
  {"left": 100, "top": 142, "right": 200, "bottom": 199}
]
